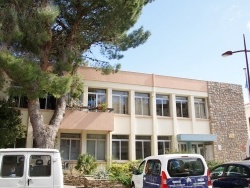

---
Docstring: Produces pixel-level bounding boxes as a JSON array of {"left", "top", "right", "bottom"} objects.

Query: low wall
[{"left": 64, "top": 175, "right": 129, "bottom": 188}]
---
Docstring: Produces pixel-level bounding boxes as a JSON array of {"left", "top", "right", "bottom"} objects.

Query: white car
[
  {"left": 131, "top": 154, "right": 212, "bottom": 188},
  {"left": 0, "top": 148, "right": 63, "bottom": 188}
]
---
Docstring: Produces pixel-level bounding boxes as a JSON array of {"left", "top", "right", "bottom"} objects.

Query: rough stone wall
[{"left": 207, "top": 82, "right": 248, "bottom": 162}]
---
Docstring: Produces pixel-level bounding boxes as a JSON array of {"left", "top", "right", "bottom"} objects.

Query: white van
[
  {"left": 131, "top": 154, "right": 212, "bottom": 188},
  {"left": 0, "top": 148, "right": 63, "bottom": 188}
]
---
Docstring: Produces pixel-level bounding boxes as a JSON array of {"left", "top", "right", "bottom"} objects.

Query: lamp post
[{"left": 222, "top": 34, "right": 250, "bottom": 101}]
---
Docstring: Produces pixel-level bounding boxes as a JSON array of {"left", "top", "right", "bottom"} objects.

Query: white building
[{"left": 5, "top": 67, "right": 248, "bottom": 163}]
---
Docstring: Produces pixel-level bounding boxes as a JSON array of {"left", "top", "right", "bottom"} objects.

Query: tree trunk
[{"left": 28, "top": 95, "right": 67, "bottom": 148}]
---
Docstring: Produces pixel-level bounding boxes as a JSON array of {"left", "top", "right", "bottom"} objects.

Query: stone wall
[
  {"left": 64, "top": 175, "right": 129, "bottom": 188},
  {"left": 207, "top": 82, "right": 248, "bottom": 162}
]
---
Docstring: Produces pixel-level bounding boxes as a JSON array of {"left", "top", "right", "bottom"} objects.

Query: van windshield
[{"left": 167, "top": 157, "right": 205, "bottom": 177}]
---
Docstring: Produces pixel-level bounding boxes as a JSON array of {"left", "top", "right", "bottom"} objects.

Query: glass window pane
[
  {"left": 87, "top": 140, "right": 96, "bottom": 157},
  {"left": 70, "top": 140, "right": 80, "bottom": 160},
  {"left": 176, "top": 101, "right": 182, "bottom": 117},
  {"left": 88, "top": 94, "right": 96, "bottom": 107},
  {"left": 144, "top": 141, "right": 151, "bottom": 158},
  {"left": 121, "top": 96, "right": 128, "bottom": 114},
  {"left": 195, "top": 102, "right": 200, "bottom": 118},
  {"left": 121, "top": 141, "right": 129, "bottom": 160},
  {"left": 143, "top": 98, "right": 150, "bottom": 115},
  {"left": 156, "top": 99, "right": 163, "bottom": 116},
  {"left": 97, "top": 94, "right": 106, "bottom": 104},
  {"left": 200, "top": 103, "right": 206, "bottom": 118},
  {"left": 158, "top": 142, "right": 164, "bottom": 155},
  {"left": 135, "top": 98, "right": 142, "bottom": 115},
  {"left": 136, "top": 142, "right": 143, "bottom": 160},
  {"left": 163, "top": 101, "right": 170, "bottom": 116},
  {"left": 1, "top": 155, "right": 25, "bottom": 177},
  {"left": 60, "top": 140, "right": 70, "bottom": 160},
  {"left": 112, "top": 95, "right": 120, "bottom": 113},
  {"left": 112, "top": 91, "right": 128, "bottom": 114},
  {"left": 97, "top": 140, "right": 105, "bottom": 160},
  {"left": 29, "top": 155, "right": 51, "bottom": 177},
  {"left": 182, "top": 101, "right": 189, "bottom": 117},
  {"left": 112, "top": 141, "right": 120, "bottom": 160}
]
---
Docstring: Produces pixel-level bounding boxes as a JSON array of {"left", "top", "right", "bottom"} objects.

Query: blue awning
[{"left": 177, "top": 134, "right": 217, "bottom": 142}]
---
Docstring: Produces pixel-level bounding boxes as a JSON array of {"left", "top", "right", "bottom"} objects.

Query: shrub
[
  {"left": 108, "top": 160, "right": 141, "bottom": 186},
  {"left": 206, "top": 160, "right": 223, "bottom": 170},
  {"left": 75, "top": 153, "right": 97, "bottom": 175},
  {"left": 94, "top": 170, "right": 109, "bottom": 179}
]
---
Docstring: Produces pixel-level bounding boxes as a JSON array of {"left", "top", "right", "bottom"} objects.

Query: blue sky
[{"left": 109, "top": 0, "right": 250, "bottom": 102}]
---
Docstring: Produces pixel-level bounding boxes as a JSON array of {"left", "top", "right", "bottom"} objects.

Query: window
[
  {"left": 8, "top": 95, "right": 28, "bottom": 108},
  {"left": 176, "top": 96, "right": 189, "bottom": 117},
  {"left": 112, "top": 135, "right": 129, "bottom": 160},
  {"left": 135, "top": 93, "right": 150, "bottom": 115},
  {"left": 66, "top": 93, "right": 83, "bottom": 106},
  {"left": 137, "top": 160, "right": 146, "bottom": 175},
  {"left": 194, "top": 98, "right": 207, "bottom": 118},
  {"left": 145, "top": 160, "right": 161, "bottom": 175},
  {"left": 87, "top": 134, "right": 106, "bottom": 160},
  {"left": 178, "top": 143, "right": 187, "bottom": 153},
  {"left": 9, "top": 93, "right": 57, "bottom": 110},
  {"left": 158, "top": 136, "right": 171, "bottom": 154},
  {"left": 39, "top": 93, "right": 57, "bottom": 110},
  {"left": 29, "top": 155, "right": 51, "bottom": 177},
  {"left": 112, "top": 91, "right": 128, "bottom": 114},
  {"left": 1, "top": 155, "right": 24, "bottom": 177},
  {"left": 60, "top": 133, "right": 80, "bottom": 160},
  {"left": 210, "top": 165, "right": 225, "bottom": 180},
  {"left": 88, "top": 88, "right": 106, "bottom": 108},
  {"left": 156, "top": 95, "right": 170, "bottom": 116},
  {"left": 136, "top": 136, "right": 151, "bottom": 160},
  {"left": 167, "top": 157, "right": 205, "bottom": 177}
]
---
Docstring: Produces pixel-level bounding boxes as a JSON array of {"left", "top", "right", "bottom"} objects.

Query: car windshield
[{"left": 167, "top": 157, "right": 205, "bottom": 177}]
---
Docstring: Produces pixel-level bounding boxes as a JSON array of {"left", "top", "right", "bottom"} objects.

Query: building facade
[{"left": 3, "top": 67, "right": 248, "bottom": 164}]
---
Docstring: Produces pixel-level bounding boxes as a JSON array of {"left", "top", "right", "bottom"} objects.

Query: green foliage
[
  {"left": 108, "top": 160, "right": 141, "bottom": 186},
  {"left": 0, "top": 99, "right": 26, "bottom": 148},
  {"left": 75, "top": 153, "right": 98, "bottom": 175},
  {"left": 206, "top": 160, "right": 223, "bottom": 170},
  {"left": 94, "top": 170, "right": 109, "bottom": 179},
  {"left": 0, "top": 0, "right": 154, "bottom": 148},
  {"left": 0, "top": 51, "right": 72, "bottom": 99}
]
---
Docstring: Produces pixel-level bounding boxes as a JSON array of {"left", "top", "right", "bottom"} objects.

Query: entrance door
[
  {"left": 191, "top": 143, "right": 204, "bottom": 156},
  {"left": 26, "top": 152, "right": 53, "bottom": 188},
  {"left": 0, "top": 153, "right": 26, "bottom": 188}
]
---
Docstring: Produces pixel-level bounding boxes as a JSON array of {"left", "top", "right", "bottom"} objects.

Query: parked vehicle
[
  {"left": 131, "top": 154, "right": 212, "bottom": 188},
  {"left": 210, "top": 161, "right": 250, "bottom": 188},
  {"left": 0, "top": 148, "right": 63, "bottom": 188}
]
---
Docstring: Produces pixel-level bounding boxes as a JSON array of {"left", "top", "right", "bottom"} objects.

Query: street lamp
[{"left": 222, "top": 34, "right": 250, "bottom": 101}]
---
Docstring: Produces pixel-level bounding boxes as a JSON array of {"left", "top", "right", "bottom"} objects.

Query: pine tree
[
  {"left": 0, "top": 99, "right": 26, "bottom": 148},
  {"left": 0, "top": 0, "right": 153, "bottom": 148}
]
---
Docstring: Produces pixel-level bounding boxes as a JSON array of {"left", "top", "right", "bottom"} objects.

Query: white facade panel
[
  {"left": 157, "top": 118, "right": 174, "bottom": 135},
  {"left": 135, "top": 117, "right": 153, "bottom": 135},
  {"left": 176, "top": 119, "right": 193, "bottom": 134},
  {"left": 113, "top": 115, "right": 131, "bottom": 134}
]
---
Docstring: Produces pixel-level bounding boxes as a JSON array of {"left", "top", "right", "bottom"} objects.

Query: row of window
[
  {"left": 9, "top": 88, "right": 207, "bottom": 119},
  {"left": 88, "top": 89, "right": 206, "bottom": 118},
  {"left": 60, "top": 134, "right": 206, "bottom": 161},
  {"left": 60, "top": 134, "right": 172, "bottom": 161}
]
